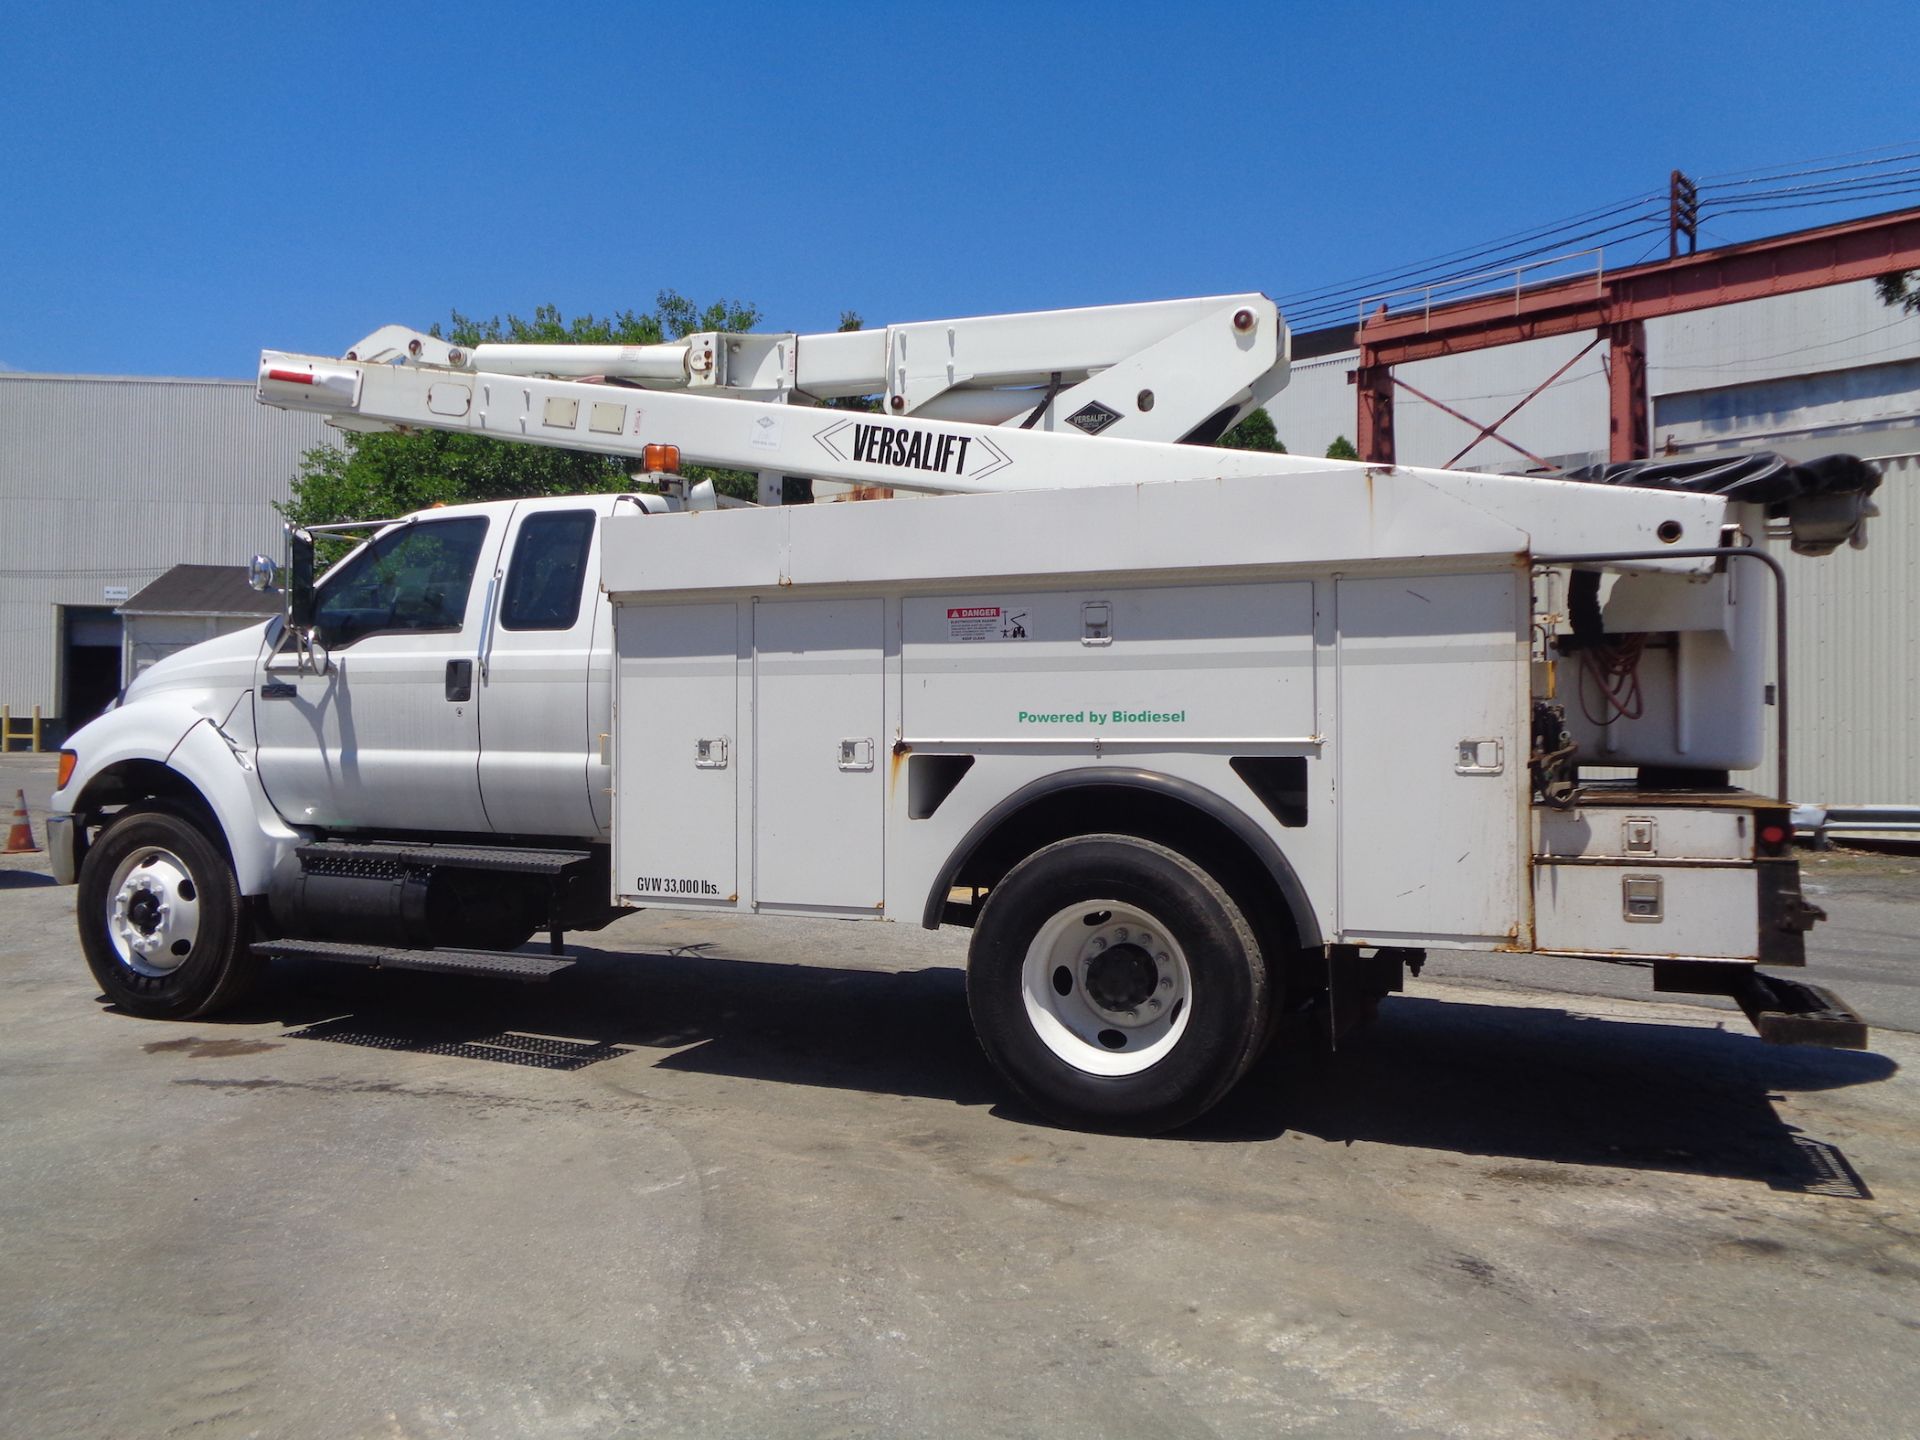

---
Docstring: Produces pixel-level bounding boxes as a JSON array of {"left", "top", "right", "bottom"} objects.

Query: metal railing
[{"left": 0, "top": 705, "right": 45, "bottom": 754}]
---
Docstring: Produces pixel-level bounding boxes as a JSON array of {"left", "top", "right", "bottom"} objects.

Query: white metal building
[
  {"left": 0, "top": 375, "right": 337, "bottom": 738},
  {"left": 1268, "top": 280, "right": 1920, "bottom": 820}
]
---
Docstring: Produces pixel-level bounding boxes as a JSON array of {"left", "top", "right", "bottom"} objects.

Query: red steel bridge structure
[{"left": 1351, "top": 204, "right": 1920, "bottom": 468}]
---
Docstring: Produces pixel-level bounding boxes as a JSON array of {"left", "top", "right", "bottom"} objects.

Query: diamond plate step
[
  {"left": 252, "top": 938, "right": 575, "bottom": 981},
  {"left": 294, "top": 842, "right": 594, "bottom": 876}
]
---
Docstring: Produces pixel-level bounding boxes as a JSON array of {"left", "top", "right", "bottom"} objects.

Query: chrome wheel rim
[
  {"left": 1020, "top": 899, "right": 1193, "bottom": 1076},
  {"left": 106, "top": 847, "right": 202, "bottom": 977}
]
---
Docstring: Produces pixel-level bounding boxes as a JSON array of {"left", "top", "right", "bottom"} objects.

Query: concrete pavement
[{"left": 3, "top": 824, "right": 1916, "bottom": 1439}]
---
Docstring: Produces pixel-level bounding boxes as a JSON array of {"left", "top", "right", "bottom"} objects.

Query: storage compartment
[
  {"left": 1533, "top": 860, "right": 1759, "bottom": 959},
  {"left": 612, "top": 601, "right": 740, "bottom": 908},
  {"left": 1534, "top": 803, "right": 1754, "bottom": 860}
]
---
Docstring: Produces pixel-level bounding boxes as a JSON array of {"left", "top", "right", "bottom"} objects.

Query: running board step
[
  {"left": 1738, "top": 972, "right": 1868, "bottom": 1049},
  {"left": 294, "top": 842, "right": 594, "bottom": 876},
  {"left": 252, "top": 938, "right": 575, "bottom": 981}
]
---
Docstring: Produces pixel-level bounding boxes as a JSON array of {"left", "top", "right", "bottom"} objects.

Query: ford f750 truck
[{"left": 47, "top": 295, "right": 1877, "bottom": 1131}]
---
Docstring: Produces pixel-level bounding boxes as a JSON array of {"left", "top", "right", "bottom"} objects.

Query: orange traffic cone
[{"left": 5, "top": 789, "right": 38, "bottom": 854}]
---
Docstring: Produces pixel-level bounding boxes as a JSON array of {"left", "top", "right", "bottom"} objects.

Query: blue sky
[{"left": 1, "top": 0, "right": 1914, "bottom": 377}]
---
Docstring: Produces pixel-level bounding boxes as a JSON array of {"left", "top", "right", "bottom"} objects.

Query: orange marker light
[
  {"left": 57, "top": 750, "right": 77, "bottom": 790},
  {"left": 642, "top": 444, "right": 681, "bottom": 474}
]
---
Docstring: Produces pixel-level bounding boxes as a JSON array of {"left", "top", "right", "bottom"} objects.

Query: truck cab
[{"left": 251, "top": 494, "right": 624, "bottom": 842}]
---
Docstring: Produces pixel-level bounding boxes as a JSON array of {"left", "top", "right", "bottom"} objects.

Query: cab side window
[
  {"left": 500, "top": 510, "right": 595, "bottom": 632},
  {"left": 313, "top": 517, "right": 489, "bottom": 647}
]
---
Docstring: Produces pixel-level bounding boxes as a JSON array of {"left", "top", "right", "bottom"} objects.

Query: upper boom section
[{"left": 333, "top": 294, "right": 1291, "bottom": 446}]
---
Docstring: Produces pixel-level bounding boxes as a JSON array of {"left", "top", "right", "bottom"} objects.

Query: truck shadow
[
  {"left": 241, "top": 947, "right": 1895, "bottom": 1194},
  {"left": 1194, "top": 994, "right": 1893, "bottom": 1195}
]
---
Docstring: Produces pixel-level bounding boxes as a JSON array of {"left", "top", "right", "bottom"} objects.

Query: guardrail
[
  {"left": 1793, "top": 805, "right": 1920, "bottom": 845},
  {"left": 0, "top": 706, "right": 44, "bottom": 754}
]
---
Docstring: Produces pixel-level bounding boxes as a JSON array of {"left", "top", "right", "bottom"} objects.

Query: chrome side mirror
[{"left": 247, "top": 554, "right": 279, "bottom": 592}]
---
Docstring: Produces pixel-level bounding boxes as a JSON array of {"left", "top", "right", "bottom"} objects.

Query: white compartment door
[
  {"left": 1335, "top": 572, "right": 1524, "bottom": 945},
  {"left": 613, "top": 602, "right": 737, "bottom": 907},
  {"left": 753, "top": 598, "right": 886, "bottom": 913}
]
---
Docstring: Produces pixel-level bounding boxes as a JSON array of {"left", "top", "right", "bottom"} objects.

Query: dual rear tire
[{"left": 966, "top": 834, "right": 1273, "bottom": 1134}]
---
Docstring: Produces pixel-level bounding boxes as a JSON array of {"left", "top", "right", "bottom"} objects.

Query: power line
[
  {"left": 1272, "top": 145, "right": 1920, "bottom": 339},
  {"left": 1697, "top": 139, "right": 1920, "bottom": 183},
  {"left": 1698, "top": 149, "right": 1920, "bottom": 191},
  {"left": 1273, "top": 189, "right": 1664, "bottom": 305},
  {"left": 1280, "top": 221, "right": 1670, "bottom": 330}
]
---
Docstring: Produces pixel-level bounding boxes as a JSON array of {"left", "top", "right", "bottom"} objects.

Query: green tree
[
  {"left": 1216, "top": 407, "right": 1286, "bottom": 452},
  {"left": 1325, "top": 435, "right": 1360, "bottom": 461},
  {"left": 1875, "top": 271, "right": 1920, "bottom": 316},
  {"left": 284, "top": 291, "right": 763, "bottom": 530}
]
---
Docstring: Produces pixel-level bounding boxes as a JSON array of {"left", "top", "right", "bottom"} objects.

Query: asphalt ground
[{"left": 2, "top": 751, "right": 1916, "bottom": 1438}]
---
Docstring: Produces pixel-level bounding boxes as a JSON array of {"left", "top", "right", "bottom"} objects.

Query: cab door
[
  {"left": 254, "top": 512, "right": 502, "bottom": 834},
  {"left": 476, "top": 499, "right": 616, "bottom": 838}
]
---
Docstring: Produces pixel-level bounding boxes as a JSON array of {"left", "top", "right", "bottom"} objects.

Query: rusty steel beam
[
  {"left": 1606, "top": 320, "right": 1648, "bottom": 462},
  {"left": 1358, "top": 205, "right": 1920, "bottom": 367},
  {"left": 1355, "top": 359, "right": 1395, "bottom": 464}
]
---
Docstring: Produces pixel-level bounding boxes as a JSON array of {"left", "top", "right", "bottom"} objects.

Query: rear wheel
[
  {"left": 967, "top": 834, "right": 1270, "bottom": 1134},
  {"left": 77, "top": 808, "right": 257, "bottom": 1019}
]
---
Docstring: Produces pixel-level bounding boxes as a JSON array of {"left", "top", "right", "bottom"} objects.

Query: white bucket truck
[{"left": 47, "top": 295, "right": 1876, "bottom": 1131}]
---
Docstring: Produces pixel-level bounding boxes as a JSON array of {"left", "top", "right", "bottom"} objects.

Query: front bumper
[{"left": 45, "top": 813, "right": 79, "bottom": 885}]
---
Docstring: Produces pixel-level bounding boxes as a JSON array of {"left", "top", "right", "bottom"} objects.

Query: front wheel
[
  {"left": 966, "top": 834, "right": 1271, "bottom": 1134},
  {"left": 76, "top": 808, "right": 257, "bottom": 1019}
]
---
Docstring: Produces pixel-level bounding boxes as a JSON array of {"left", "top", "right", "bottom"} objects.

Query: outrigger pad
[{"left": 1737, "top": 971, "right": 1869, "bottom": 1050}]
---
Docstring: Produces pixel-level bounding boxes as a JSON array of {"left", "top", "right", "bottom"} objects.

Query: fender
[
  {"left": 920, "top": 766, "right": 1324, "bottom": 949},
  {"left": 57, "top": 693, "right": 302, "bottom": 895}
]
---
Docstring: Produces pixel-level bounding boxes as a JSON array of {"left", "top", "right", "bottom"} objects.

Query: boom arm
[
  {"left": 257, "top": 293, "right": 1738, "bottom": 569},
  {"left": 329, "top": 294, "right": 1290, "bottom": 442},
  {"left": 258, "top": 338, "right": 1296, "bottom": 499}
]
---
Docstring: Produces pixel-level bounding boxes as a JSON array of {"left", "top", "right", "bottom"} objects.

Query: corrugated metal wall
[
  {"left": 1270, "top": 281, "right": 1920, "bottom": 812},
  {"left": 0, "top": 375, "right": 338, "bottom": 726},
  {"left": 1751, "top": 446, "right": 1920, "bottom": 810}
]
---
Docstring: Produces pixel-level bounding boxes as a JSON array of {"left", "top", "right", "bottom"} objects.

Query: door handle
[{"left": 445, "top": 659, "right": 473, "bottom": 702}]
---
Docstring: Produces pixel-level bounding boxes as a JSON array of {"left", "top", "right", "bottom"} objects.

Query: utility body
[{"left": 49, "top": 294, "right": 1873, "bottom": 1131}]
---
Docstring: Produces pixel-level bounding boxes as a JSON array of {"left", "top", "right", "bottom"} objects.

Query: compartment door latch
[{"left": 1455, "top": 738, "right": 1504, "bottom": 775}]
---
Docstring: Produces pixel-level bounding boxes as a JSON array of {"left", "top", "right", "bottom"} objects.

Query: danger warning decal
[
  {"left": 815, "top": 418, "right": 1012, "bottom": 481},
  {"left": 947, "top": 605, "right": 1029, "bottom": 641}
]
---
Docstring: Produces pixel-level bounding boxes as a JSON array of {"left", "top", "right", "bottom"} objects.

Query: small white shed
[{"left": 117, "top": 565, "right": 281, "bottom": 683}]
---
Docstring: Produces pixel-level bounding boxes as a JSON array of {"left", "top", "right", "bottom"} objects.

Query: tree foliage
[
  {"left": 1325, "top": 434, "right": 1361, "bottom": 461},
  {"left": 1216, "top": 408, "right": 1286, "bottom": 452},
  {"left": 283, "top": 291, "right": 763, "bottom": 529},
  {"left": 1875, "top": 271, "right": 1920, "bottom": 317}
]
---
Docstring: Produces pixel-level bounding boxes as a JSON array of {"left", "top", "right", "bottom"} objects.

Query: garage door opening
[{"left": 61, "top": 605, "right": 123, "bottom": 732}]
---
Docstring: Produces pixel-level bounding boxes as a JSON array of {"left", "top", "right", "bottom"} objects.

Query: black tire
[
  {"left": 76, "top": 807, "right": 258, "bottom": 1020},
  {"left": 966, "top": 834, "right": 1271, "bottom": 1134}
]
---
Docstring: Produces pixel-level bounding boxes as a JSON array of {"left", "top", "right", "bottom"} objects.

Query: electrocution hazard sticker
[{"left": 946, "top": 605, "right": 1028, "bottom": 641}]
